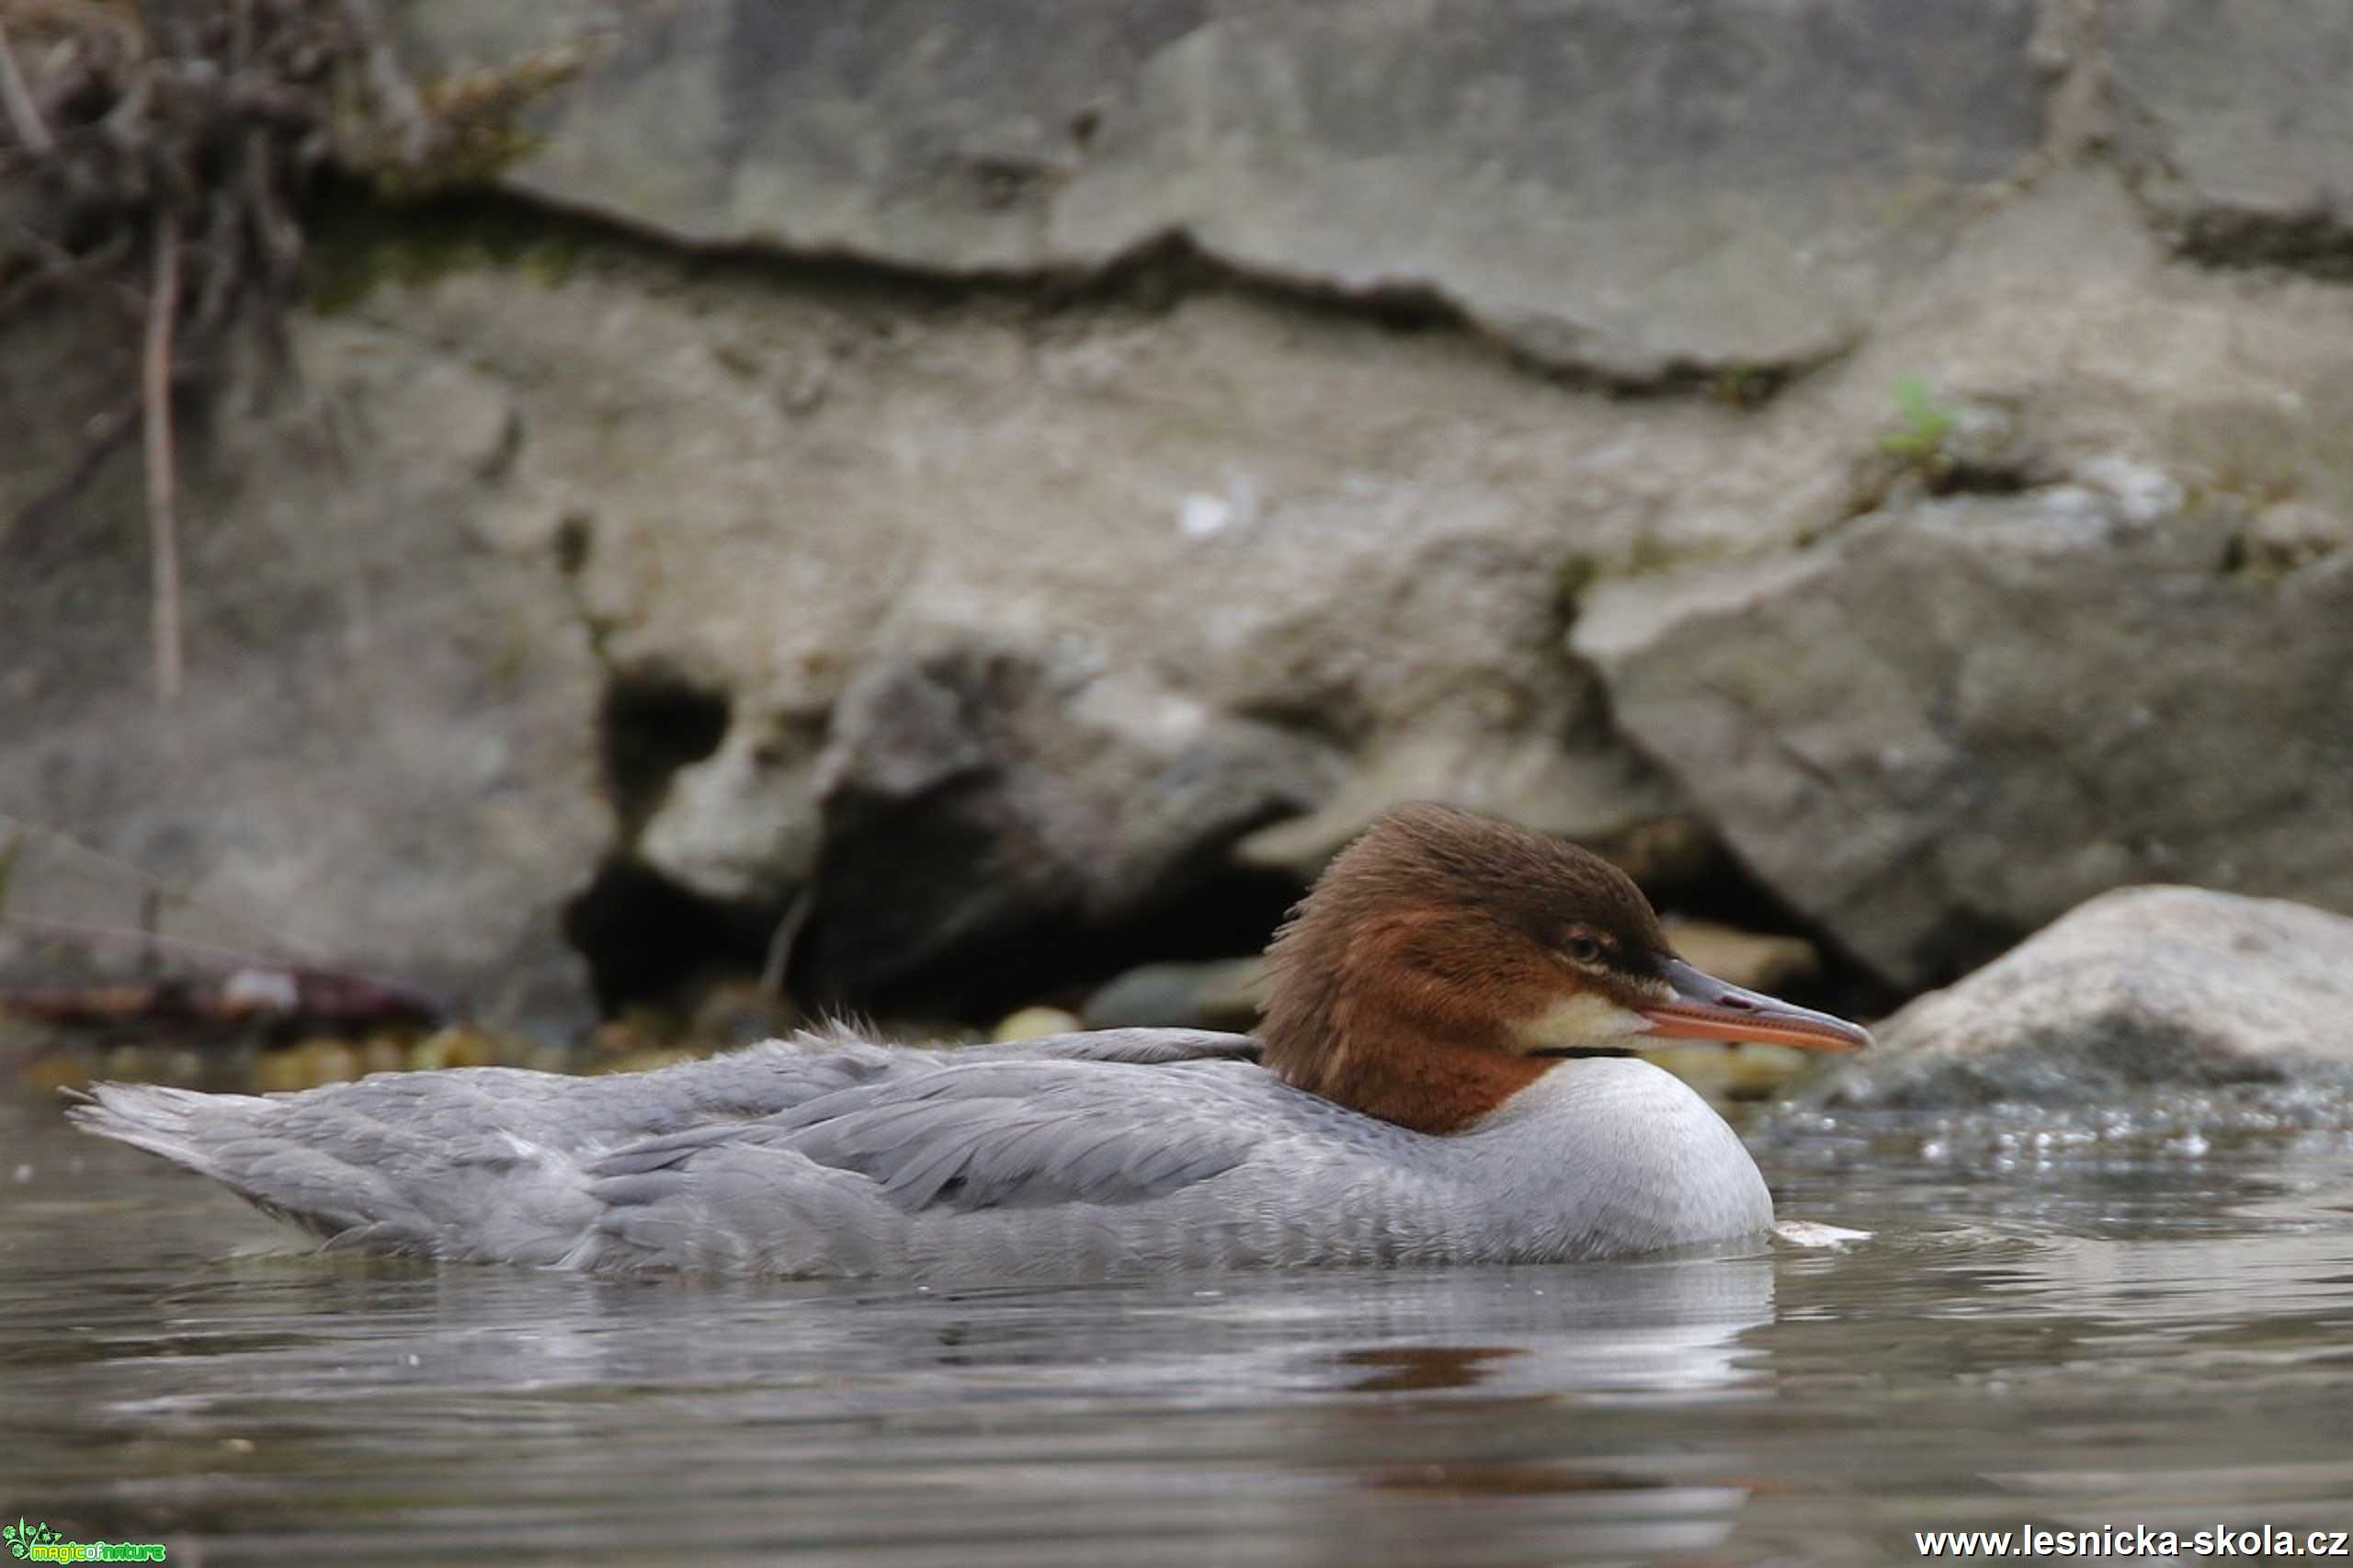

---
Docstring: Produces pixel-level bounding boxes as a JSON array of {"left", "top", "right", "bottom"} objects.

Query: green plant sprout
[{"left": 1879, "top": 375, "right": 1958, "bottom": 462}]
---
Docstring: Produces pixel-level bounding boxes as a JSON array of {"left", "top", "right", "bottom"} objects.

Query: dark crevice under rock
[
  {"left": 788, "top": 782, "right": 1308, "bottom": 1022},
  {"left": 561, "top": 836, "right": 1307, "bottom": 1027},
  {"left": 562, "top": 859, "right": 774, "bottom": 1018},
  {"left": 2170, "top": 210, "right": 2353, "bottom": 284},
  {"left": 598, "top": 672, "right": 730, "bottom": 834}
]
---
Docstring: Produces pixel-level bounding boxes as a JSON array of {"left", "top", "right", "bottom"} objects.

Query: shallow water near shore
[{"left": 4, "top": 1085, "right": 2352, "bottom": 1566}]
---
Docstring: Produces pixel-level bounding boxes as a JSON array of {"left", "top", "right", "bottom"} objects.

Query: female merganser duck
[{"left": 70, "top": 803, "right": 1867, "bottom": 1278}]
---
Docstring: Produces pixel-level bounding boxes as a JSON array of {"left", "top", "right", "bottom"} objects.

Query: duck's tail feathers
[
  {"left": 67, "top": 1082, "right": 426, "bottom": 1248},
  {"left": 66, "top": 1082, "right": 247, "bottom": 1183},
  {"left": 67, "top": 1079, "right": 604, "bottom": 1261}
]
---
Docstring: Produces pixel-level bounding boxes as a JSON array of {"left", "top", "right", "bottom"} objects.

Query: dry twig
[
  {"left": 142, "top": 209, "right": 183, "bottom": 702},
  {"left": 760, "top": 883, "right": 819, "bottom": 999},
  {"left": 0, "top": 0, "right": 421, "bottom": 687},
  {"left": 2, "top": 0, "right": 570, "bottom": 692}
]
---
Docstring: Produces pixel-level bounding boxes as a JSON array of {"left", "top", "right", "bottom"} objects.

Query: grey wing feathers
[
  {"left": 66, "top": 1028, "right": 1286, "bottom": 1274},
  {"left": 603, "top": 1058, "right": 1267, "bottom": 1211},
  {"left": 562, "top": 1024, "right": 1257, "bottom": 1142},
  {"left": 990, "top": 1028, "right": 1261, "bottom": 1067},
  {"left": 580, "top": 1055, "right": 1291, "bottom": 1274}
]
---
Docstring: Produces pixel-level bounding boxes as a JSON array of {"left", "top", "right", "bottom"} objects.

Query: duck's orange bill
[{"left": 1640, "top": 959, "right": 1872, "bottom": 1052}]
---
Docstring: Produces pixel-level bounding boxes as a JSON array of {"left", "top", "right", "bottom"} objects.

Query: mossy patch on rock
[{"left": 305, "top": 188, "right": 598, "bottom": 312}]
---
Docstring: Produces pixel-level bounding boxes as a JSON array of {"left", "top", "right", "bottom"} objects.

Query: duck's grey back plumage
[
  {"left": 70, "top": 1029, "right": 1770, "bottom": 1276},
  {"left": 69, "top": 1028, "right": 1401, "bottom": 1274}
]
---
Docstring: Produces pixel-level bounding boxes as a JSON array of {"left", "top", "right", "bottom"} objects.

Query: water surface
[{"left": 4, "top": 1085, "right": 2351, "bottom": 1564}]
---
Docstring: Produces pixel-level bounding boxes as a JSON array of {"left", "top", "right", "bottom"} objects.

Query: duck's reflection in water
[
  {"left": 50, "top": 1225, "right": 1781, "bottom": 1567},
  {"left": 1314, "top": 1250, "right": 1777, "bottom": 1399},
  {"left": 1268, "top": 1256, "right": 1778, "bottom": 1562}
]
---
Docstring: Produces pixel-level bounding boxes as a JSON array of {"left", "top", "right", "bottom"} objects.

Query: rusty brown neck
[{"left": 1256, "top": 908, "right": 1552, "bottom": 1136}]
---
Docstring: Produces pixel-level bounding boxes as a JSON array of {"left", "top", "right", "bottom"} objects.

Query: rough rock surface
[
  {"left": 10, "top": 3, "right": 2353, "bottom": 1027},
  {"left": 2109, "top": 0, "right": 2353, "bottom": 271},
  {"left": 1576, "top": 473, "right": 2353, "bottom": 991},
  {"left": 1804, "top": 887, "right": 2353, "bottom": 1108},
  {"left": 0, "top": 303, "right": 610, "bottom": 1030},
  {"left": 398, "top": 0, "right": 2043, "bottom": 382},
  {"left": 12, "top": 242, "right": 1705, "bottom": 1017}
]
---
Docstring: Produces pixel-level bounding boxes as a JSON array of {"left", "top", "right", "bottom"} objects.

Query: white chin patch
[{"left": 1512, "top": 993, "right": 1653, "bottom": 1051}]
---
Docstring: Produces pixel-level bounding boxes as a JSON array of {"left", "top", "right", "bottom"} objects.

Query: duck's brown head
[{"left": 1256, "top": 802, "right": 1868, "bottom": 1134}]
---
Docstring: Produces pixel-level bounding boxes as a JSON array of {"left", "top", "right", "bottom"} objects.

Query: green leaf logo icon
[{"left": 5, "top": 1519, "right": 62, "bottom": 1559}]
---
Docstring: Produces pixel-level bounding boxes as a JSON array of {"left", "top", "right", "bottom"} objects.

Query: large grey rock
[
  {"left": 17, "top": 1, "right": 2353, "bottom": 1031},
  {"left": 2110, "top": 0, "right": 2353, "bottom": 270},
  {"left": 1808, "top": 886, "right": 2353, "bottom": 1107},
  {"left": 397, "top": 0, "right": 2044, "bottom": 381},
  {"left": 1574, "top": 473, "right": 2353, "bottom": 989},
  {"left": 142, "top": 245, "right": 1705, "bottom": 1016},
  {"left": 0, "top": 303, "right": 610, "bottom": 1031}
]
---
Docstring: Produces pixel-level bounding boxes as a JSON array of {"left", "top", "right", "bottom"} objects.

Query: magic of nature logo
[{"left": 4, "top": 1519, "right": 165, "bottom": 1562}]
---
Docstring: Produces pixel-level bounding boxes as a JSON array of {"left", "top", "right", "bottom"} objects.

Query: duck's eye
[{"left": 1563, "top": 935, "right": 1605, "bottom": 966}]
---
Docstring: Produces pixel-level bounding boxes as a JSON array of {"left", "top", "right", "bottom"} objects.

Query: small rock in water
[
  {"left": 254, "top": 1049, "right": 316, "bottom": 1093},
  {"left": 993, "top": 1006, "right": 1084, "bottom": 1043},
  {"left": 300, "top": 1038, "right": 360, "bottom": 1085},
  {"left": 1084, "top": 957, "right": 1269, "bottom": 1032},
  {"left": 1802, "top": 886, "right": 2353, "bottom": 1109},
  {"left": 1643, "top": 1042, "right": 1814, "bottom": 1104},
  {"left": 411, "top": 1027, "right": 497, "bottom": 1072},
  {"left": 360, "top": 1035, "right": 411, "bottom": 1076},
  {"left": 1659, "top": 916, "right": 1818, "bottom": 994},
  {"left": 1772, "top": 1221, "right": 1872, "bottom": 1249},
  {"left": 103, "top": 1045, "right": 153, "bottom": 1083}
]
